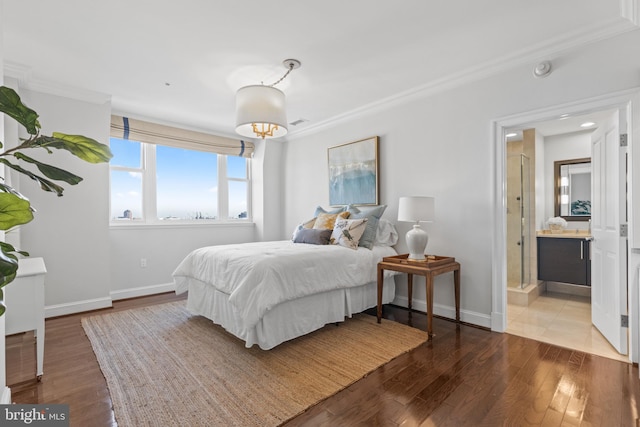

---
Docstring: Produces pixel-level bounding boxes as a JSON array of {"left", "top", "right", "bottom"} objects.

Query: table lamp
[{"left": 398, "top": 196, "right": 435, "bottom": 261}]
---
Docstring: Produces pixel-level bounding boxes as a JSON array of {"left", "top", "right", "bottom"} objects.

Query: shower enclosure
[{"left": 507, "top": 153, "right": 531, "bottom": 289}]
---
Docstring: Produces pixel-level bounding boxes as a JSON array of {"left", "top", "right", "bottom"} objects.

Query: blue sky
[{"left": 110, "top": 138, "right": 247, "bottom": 219}]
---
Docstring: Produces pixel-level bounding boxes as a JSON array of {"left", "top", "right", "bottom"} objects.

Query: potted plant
[{"left": 0, "top": 86, "right": 112, "bottom": 316}]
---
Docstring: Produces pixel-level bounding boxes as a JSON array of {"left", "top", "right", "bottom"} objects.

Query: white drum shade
[
  {"left": 235, "top": 85, "right": 288, "bottom": 139},
  {"left": 398, "top": 196, "right": 435, "bottom": 223}
]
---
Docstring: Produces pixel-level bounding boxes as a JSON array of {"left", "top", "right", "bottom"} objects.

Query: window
[
  {"left": 109, "top": 116, "right": 253, "bottom": 224},
  {"left": 155, "top": 145, "right": 219, "bottom": 220},
  {"left": 110, "top": 138, "right": 143, "bottom": 220}
]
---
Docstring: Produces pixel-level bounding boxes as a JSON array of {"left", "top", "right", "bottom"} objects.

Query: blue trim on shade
[
  {"left": 239, "top": 140, "right": 245, "bottom": 157},
  {"left": 123, "top": 117, "right": 130, "bottom": 140}
]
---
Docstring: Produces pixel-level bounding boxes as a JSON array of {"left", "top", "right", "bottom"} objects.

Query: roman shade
[{"left": 110, "top": 115, "right": 254, "bottom": 158}]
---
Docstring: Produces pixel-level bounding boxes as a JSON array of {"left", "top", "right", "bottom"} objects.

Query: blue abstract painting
[{"left": 328, "top": 137, "right": 378, "bottom": 206}]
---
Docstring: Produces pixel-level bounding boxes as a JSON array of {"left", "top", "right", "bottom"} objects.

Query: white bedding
[
  {"left": 182, "top": 277, "right": 397, "bottom": 349},
  {"left": 173, "top": 240, "right": 397, "bottom": 336}
]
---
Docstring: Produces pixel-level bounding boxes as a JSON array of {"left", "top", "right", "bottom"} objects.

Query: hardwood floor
[{"left": 6, "top": 294, "right": 640, "bottom": 426}]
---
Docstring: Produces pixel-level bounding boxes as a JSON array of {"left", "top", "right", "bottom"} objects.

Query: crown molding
[
  {"left": 3, "top": 61, "right": 111, "bottom": 105},
  {"left": 3, "top": 62, "right": 31, "bottom": 83},
  {"left": 288, "top": 16, "right": 639, "bottom": 141}
]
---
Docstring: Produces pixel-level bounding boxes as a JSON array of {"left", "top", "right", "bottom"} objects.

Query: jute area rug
[{"left": 82, "top": 301, "right": 426, "bottom": 426}]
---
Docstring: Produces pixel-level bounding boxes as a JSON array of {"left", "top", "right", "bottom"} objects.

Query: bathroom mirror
[{"left": 554, "top": 157, "right": 591, "bottom": 222}]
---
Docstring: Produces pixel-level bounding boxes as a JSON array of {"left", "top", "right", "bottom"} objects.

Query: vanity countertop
[{"left": 537, "top": 230, "right": 592, "bottom": 239}]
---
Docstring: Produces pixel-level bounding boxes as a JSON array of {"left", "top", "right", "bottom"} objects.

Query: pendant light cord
[{"left": 268, "top": 62, "right": 296, "bottom": 87}]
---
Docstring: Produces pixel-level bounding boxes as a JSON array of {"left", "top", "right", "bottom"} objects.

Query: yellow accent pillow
[
  {"left": 313, "top": 211, "right": 350, "bottom": 230},
  {"left": 301, "top": 217, "right": 316, "bottom": 228}
]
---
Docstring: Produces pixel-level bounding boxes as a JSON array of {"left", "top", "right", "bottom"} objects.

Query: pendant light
[{"left": 235, "top": 59, "right": 301, "bottom": 139}]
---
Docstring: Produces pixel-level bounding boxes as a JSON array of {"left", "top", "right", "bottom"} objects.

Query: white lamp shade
[
  {"left": 235, "top": 85, "right": 288, "bottom": 139},
  {"left": 398, "top": 196, "right": 435, "bottom": 223}
]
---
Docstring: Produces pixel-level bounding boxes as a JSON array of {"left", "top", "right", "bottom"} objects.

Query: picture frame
[{"left": 328, "top": 136, "right": 379, "bottom": 206}]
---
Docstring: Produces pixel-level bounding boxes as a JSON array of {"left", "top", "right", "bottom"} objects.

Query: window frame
[{"left": 109, "top": 139, "right": 252, "bottom": 226}]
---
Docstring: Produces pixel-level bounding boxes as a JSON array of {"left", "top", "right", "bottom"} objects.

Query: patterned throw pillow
[
  {"left": 313, "top": 211, "right": 350, "bottom": 230},
  {"left": 347, "top": 205, "right": 387, "bottom": 249},
  {"left": 330, "top": 218, "right": 368, "bottom": 249}
]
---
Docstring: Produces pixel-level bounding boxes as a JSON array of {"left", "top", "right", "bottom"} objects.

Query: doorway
[
  {"left": 504, "top": 122, "right": 623, "bottom": 360},
  {"left": 491, "top": 90, "right": 640, "bottom": 364}
]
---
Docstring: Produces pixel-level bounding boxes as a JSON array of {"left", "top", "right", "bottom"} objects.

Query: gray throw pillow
[{"left": 293, "top": 228, "right": 333, "bottom": 245}]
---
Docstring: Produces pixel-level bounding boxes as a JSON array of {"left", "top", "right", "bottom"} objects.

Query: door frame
[{"left": 491, "top": 88, "right": 640, "bottom": 363}]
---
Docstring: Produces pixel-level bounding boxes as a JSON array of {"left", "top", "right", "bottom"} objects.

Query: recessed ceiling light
[
  {"left": 580, "top": 121, "right": 595, "bottom": 128},
  {"left": 506, "top": 133, "right": 517, "bottom": 137}
]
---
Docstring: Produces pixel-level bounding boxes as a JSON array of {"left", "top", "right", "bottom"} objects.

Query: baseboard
[
  {"left": 1, "top": 386, "right": 11, "bottom": 404},
  {"left": 110, "top": 282, "right": 176, "bottom": 301},
  {"left": 545, "top": 281, "right": 591, "bottom": 297},
  {"left": 392, "top": 296, "right": 491, "bottom": 329},
  {"left": 491, "top": 311, "right": 507, "bottom": 333},
  {"left": 43, "top": 284, "right": 177, "bottom": 318},
  {"left": 45, "top": 297, "right": 113, "bottom": 319}
]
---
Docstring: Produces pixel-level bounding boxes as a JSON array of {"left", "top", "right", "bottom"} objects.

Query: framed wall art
[{"left": 328, "top": 136, "right": 379, "bottom": 206}]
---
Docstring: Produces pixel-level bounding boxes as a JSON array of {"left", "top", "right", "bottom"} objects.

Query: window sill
[{"left": 109, "top": 220, "right": 255, "bottom": 230}]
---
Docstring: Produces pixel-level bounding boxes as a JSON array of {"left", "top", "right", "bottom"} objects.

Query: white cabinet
[{"left": 5, "top": 257, "right": 46, "bottom": 380}]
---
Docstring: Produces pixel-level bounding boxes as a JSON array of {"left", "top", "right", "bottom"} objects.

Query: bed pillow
[
  {"left": 347, "top": 205, "right": 387, "bottom": 249},
  {"left": 376, "top": 219, "right": 399, "bottom": 246},
  {"left": 330, "top": 218, "right": 368, "bottom": 249},
  {"left": 293, "top": 228, "right": 333, "bottom": 245},
  {"left": 291, "top": 217, "right": 318, "bottom": 240},
  {"left": 314, "top": 205, "right": 346, "bottom": 216},
  {"left": 313, "top": 211, "right": 350, "bottom": 230}
]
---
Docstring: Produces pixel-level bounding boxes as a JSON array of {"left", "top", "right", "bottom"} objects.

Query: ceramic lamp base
[{"left": 406, "top": 224, "right": 428, "bottom": 261}]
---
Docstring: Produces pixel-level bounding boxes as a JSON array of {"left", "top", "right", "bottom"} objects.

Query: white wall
[
  {"left": 252, "top": 139, "right": 284, "bottom": 242},
  {"left": 542, "top": 131, "right": 592, "bottom": 227},
  {"left": 283, "top": 28, "right": 640, "bottom": 328},
  {"left": 16, "top": 90, "right": 113, "bottom": 316},
  {"left": 109, "top": 224, "right": 255, "bottom": 299}
]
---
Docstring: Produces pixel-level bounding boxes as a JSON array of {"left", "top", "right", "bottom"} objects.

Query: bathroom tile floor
[{"left": 507, "top": 291, "right": 629, "bottom": 363}]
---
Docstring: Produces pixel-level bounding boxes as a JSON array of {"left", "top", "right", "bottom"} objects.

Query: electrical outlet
[{"left": 140, "top": 258, "right": 147, "bottom": 268}]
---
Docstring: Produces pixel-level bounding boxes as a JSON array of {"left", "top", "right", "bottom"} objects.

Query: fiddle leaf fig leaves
[
  {"left": 13, "top": 152, "right": 83, "bottom": 185},
  {"left": 0, "top": 192, "right": 34, "bottom": 229},
  {"left": 37, "top": 133, "right": 113, "bottom": 163},
  {"left": 0, "top": 86, "right": 40, "bottom": 135},
  {"left": 0, "top": 158, "right": 66, "bottom": 196},
  {"left": 0, "top": 241, "right": 27, "bottom": 316},
  {"left": 0, "top": 182, "right": 31, "bottom": 204}
]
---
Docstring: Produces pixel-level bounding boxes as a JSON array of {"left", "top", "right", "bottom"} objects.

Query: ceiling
[{"left": 2, "top": 1, "right": 635, "bottom": 139}]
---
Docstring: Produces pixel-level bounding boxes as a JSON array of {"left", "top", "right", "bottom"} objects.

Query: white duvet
[{"left": 173, "top": 240, "right": 396, "bottom": 333}]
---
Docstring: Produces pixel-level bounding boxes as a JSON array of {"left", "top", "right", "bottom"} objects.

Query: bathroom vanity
[{"left": 537, "top": 231, "right": 591, "bottom": 286}]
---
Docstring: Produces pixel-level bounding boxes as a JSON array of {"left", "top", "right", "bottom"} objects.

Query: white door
[{"left": 591, "top": 109, "right": 628, "bottom": 354}]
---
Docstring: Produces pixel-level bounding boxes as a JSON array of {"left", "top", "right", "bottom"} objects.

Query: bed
[{"left": 173, "top": 211, "right": 399, "bottom": 349}]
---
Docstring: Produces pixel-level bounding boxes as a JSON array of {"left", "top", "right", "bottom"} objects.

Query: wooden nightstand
[{"left": 377, "top": 254, "right": 460, "bottom": 340}]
